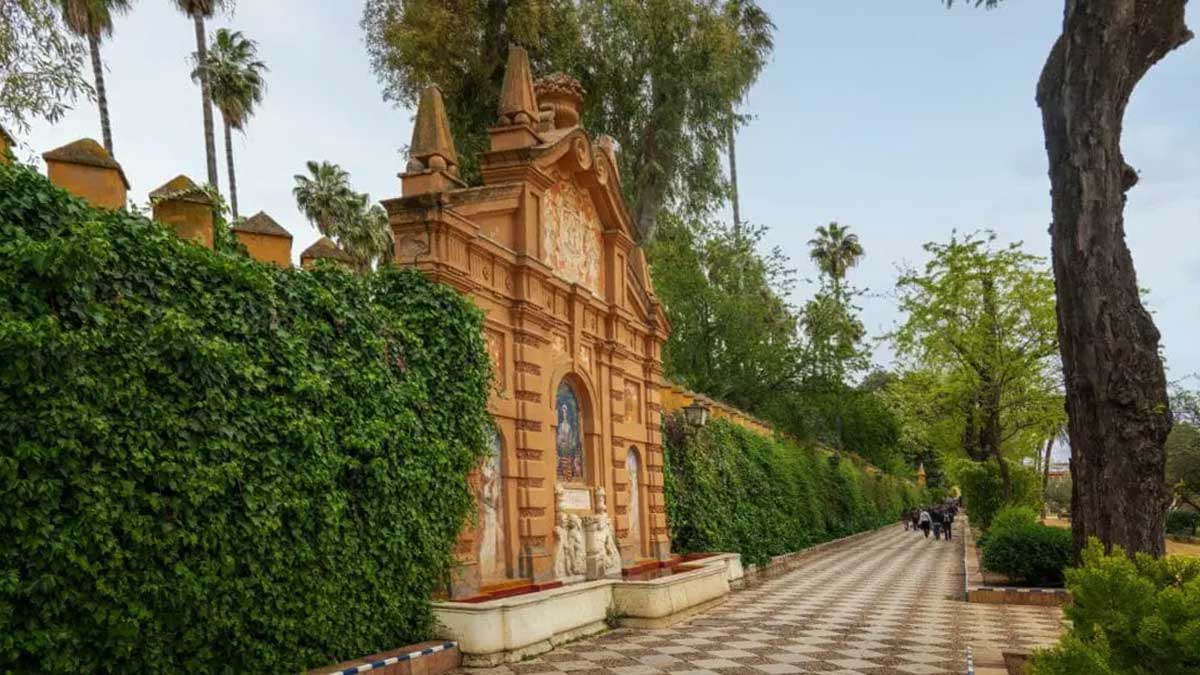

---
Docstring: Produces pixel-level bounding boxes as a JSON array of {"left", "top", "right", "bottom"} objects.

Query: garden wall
[
  {"left": 0, "top": 162, "right": 493, "bottom": 673},
  {"left": 662, "top": 414, "right": 923, "bottom": 566}
]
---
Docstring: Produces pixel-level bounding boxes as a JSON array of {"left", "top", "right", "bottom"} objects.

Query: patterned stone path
[{"left": 467, "top": 524, "right": 1063, "bottom": 675}]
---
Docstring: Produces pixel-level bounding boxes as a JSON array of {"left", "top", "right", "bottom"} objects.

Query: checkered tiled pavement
[{"left": 465, "top": 525, "right": 1063, "bottom": 675}]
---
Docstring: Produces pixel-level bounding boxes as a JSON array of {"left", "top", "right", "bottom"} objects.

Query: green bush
[
  {"left": 953, "top": 457, "right": 1041, "bottom": 528},
  {"left": 0, "top": 163, "right": 493, "bottom": 672},
  {"left": 1166, "top": 509, "right": 1199, "bottom": 537},
  {"left": 977, "top": 504, "right": 1040, "bottom": 549},
  {"left": 662, "top": 415, "right": 921, "bottom": 566},
  {"left": 1030, "top": 539, "right": 1200, "bottom": 675},
  {"left": 981, "top": 522, "right": 1073, "bottom": 586}
]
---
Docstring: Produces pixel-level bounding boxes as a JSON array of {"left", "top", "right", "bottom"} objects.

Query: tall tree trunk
[
  {"left": 223, "top": 118, "right": 238, "bottom": 220},
  {"left": 193, "top": 15, "right": 219, "bottom": 190},
  {"left": 88, "top": 33, "right": 113, "bottom": 156},
  {"left": 1036, "top": 0, "right": 1191, "bottom": 559},
  {"left": 728, "top": 120, "right": 740, "bottom": 231},
  {"left": 994, "top": 451, "right": 1012, "bottom": 503},
  {"left": 1041, "top": 435, "right": 1054, "bottom": 520}
]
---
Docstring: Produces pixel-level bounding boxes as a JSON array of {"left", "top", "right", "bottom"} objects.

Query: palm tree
[
  {"left": 337, "top": 199, "right": 393, "bottom": 273},
  {"left": 192, "top": 28, "right": 266, "bottom": 220},
  {"left": 173, "top": 0, "right": 225, "bottom": 189},
  {"left": 807, "top": 222, "right": 864, "bottom": 294},
  {"left": 292, "top": 160, "right": 357, "bottom": 237},
  {"left": 59, "top": 0, "right": 131, "bottom": 155}
]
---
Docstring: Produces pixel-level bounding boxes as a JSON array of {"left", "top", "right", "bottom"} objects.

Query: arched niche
[
  {"left": 553, "top": 377, "right": 592, "bottom": 486},
  {"left": 477, "top": 424, "right": 509, "bottom": 582},
  {"left": 626, "top": 446, "right": 645, "bottom": 559}
]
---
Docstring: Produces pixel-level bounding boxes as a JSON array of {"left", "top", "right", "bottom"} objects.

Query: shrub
[
  {"left": 1166, "top": 509, "right": 1199, "bottom": 537},
  {"left": 952, "top": 457, "right": 1041, "bottom": 528},
  {"left": 663, "top": 415, "right": 922, "bottom": 566},
  {"left": 978, "top": 504, "right": 1040, "bottom": 550},
  {"left": 981, "top": 522, "right": 1073, "bottom": 586},
  {"left": 1030, "top": 539, "right": 1200, "bottom": 675},
  {"left": 0, "top": 163, "right": 493, "bottom": 672}
]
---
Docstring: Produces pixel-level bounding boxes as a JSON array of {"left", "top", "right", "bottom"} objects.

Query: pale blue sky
[{"left": 17, "top": 1, "right": 1199, "bottom": 382}]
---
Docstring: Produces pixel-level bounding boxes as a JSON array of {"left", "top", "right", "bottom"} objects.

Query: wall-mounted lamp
[{"left": 683, "top": 402, "right": 710, "bottom": 427}]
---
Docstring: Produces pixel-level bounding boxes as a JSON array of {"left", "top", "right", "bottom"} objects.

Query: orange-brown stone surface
[
  {"left": 387, "top": 49, "right": 671, "bottom": 598},
  {"left": 43, "top": 138, "right": 129, "bottom": 210},
  {"left": 233, "top": 211, "right": 293, "bottom": 267},
  {"left": 150, "top": 175, "right": 214, "bottom": 249}
]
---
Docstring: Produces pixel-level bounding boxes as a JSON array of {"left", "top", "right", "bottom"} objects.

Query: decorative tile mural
[
  {"left": 555, "top": 380, "right": 585, "bottom": 483},
  {"left": 541, "top": 180, "right": 602, "bottom": 295}
]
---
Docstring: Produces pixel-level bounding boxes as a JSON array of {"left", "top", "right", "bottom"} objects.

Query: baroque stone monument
[{"left": 385, "top": 46, "right": 671, "bottom": 599}]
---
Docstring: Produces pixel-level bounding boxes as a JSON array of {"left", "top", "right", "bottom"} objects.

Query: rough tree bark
[
  {"left": 223, "top": 119, "right": 238, "bottom": 220},
  {"left": 728, "top": 120, "right": 740, "bottom": 230},
  {"left": 88, "top": 33, "right": 113, "bottom": 156},
  {"left": 1040, "top": 435, "right": 1054, "bottom": 520},
  {"left": 193, "top": 14, "right": 219, "bottom": 190},
  {"left": 1036, "top": 0, "right": 1192, "bottom": 559}
]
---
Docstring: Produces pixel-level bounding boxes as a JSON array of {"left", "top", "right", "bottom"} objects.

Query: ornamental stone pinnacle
[
  {"left": 408, "top": 85, "right": 458, "bottom": 173},
  {"left": 497, "top": 45, "right": 539, "bottom": 126}
]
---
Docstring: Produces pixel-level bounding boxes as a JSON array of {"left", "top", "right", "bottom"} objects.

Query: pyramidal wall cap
[
  {"left": 234, "top": 211, "right": 293, "bottom": 239},
  {"left": 301, "top": 236, "right": 354, "bottom": 263},
  {"left": 150, "top": 175, "right": 213, "bottom": 205},
  {"left": 42, "top": 138, "right": 130, "bottom": 189},
  {"left": 409, "top": 85, "right": 459, "bottom": 168},
  {"left": 497, "top": 45, "right": 539, "bottom": 123}
]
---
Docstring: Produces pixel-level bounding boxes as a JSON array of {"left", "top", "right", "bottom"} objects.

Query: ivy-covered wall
[
  {"left": 0, "top": 163, "right": 493, "bottom": 673},
  {"left": 663, "top": 414, "right": 923, "bottom": 566}
]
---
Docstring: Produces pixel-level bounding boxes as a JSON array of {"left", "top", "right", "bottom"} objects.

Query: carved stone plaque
[{"left": 561, "top": 487, "right": 592, "bottom": 512}]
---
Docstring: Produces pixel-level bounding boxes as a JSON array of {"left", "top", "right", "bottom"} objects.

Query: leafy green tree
[
  {"left": 57, "top": 0, "right": 130, "bottom": 155},
  {"left": 1167, "top": 385, "right": 1200, "bottom": 512},
  {"left": 947, "top": 0, "right": 1187, "bottom": 559},
  {"left": 1, "top": 0, "right": 91, "bottom": 133},
  {"left": 293, "top": 161, "right": 392, "bottom": 273},
  {"left": 173, "top": 0, "right": 226, "bottom": 189},
  {"left": 362, "top": 0, "right": 774, "bottom": 243},
  {"left": 891, "top": 231, "right": 1064, "bottom": 499},
  {"left": 192, "top": 28, "right": 267, "bottom": 221},
  {"left": 648, "top": 214, "right": 802, "bottom": 412}
]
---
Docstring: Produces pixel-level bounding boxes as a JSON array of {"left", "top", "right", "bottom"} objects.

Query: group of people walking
[{"left": 903, "top": 499, "right": 959, "bottom": 540}]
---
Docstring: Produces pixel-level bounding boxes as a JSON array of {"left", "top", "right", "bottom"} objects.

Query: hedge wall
[
  {"left": 0, "top": 163, "right": 493, "bottom": 673},
  {"left": 662, "top": 414, "right": 922, "bottom": 566}
]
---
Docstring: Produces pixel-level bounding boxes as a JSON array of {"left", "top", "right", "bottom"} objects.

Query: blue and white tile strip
[
  {"left": 328, "top": 641, "right": 456, "bottom": 675},
  {"left": 965, "top": 645, "right": 975, "bottom": 675}
]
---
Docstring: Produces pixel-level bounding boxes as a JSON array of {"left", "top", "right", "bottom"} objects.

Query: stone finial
[
  {"left": 150, "top": 175, "right": 214, "bottom": 249},
  {"left": 408, "top": 85, "right": 459, "bottom": 173},
  {"left": 497, "top": 45, "right": 539, "bottom": 126},
  {"left": 232, "top": 211, "right": 293, "bottom": 267},
  {"left": 535, "top": 73, "right": 584, "bottom": 129},
  {"left": 917, "top": 462, "right": 927, "bottom": 487},
  {"left": 42, "top": 138, "right": 130, "bottom": 209},
  {"left": 300, "top": 236, "right": 354, "bottom": 269}
]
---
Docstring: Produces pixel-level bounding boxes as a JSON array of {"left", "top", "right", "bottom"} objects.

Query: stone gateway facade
[{"left": 384, "top": 47, "right": 671, "bottom": 599}]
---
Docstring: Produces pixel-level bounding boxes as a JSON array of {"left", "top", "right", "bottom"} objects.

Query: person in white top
[{"left": 918, "top": 509, "right": 932, "bottom": 538}]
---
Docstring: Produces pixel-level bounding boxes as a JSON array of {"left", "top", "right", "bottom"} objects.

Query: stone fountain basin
[{"left": 432, "top": 554, "right": 739, "bottom": 666}]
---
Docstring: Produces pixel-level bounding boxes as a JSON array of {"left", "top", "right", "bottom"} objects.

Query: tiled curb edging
[
  {"left": 962, "top": 515, "right": 1070, "bottom": 607},
  {"left": 967, "top": 646, "right": 1017, "bottom": 675},
  {"left": 311, "top": 641, "right": 459, "bottom": 675},
  {"left": 734, "top": 523, "right": 898, "bottom": 588}
]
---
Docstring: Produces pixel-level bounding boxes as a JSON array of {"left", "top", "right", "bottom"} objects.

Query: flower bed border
[{"left": 961, "top": 515, "right": 1070, "bottom": 606}]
